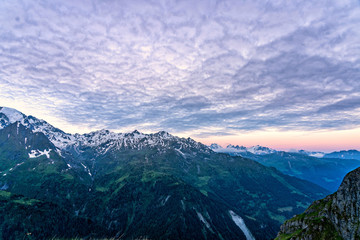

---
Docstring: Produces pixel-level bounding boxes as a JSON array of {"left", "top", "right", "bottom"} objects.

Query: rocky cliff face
[{"left": 276, "top": 167, "right": 360, "bottom": 240}]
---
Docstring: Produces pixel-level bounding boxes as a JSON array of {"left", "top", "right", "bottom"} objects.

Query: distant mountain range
[
  {"left": 210, "top": 144, "right": 360, "bottom": 192},
  {"left": 323, "top": 150, "right": 360, "bottom": 160},
  {"left": 0, "top": 107, "right": 329, "bottom": 239},
  {"left": 209, "top": 143, "right": 278, "bottom": 155},
  {"left": 210, "top": 143, "right": 360, "bottom": 160}
]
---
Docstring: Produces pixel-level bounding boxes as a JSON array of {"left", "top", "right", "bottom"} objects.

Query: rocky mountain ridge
[
  {"left": 0, "top": 107, "right": 209, "bottom": 155},
  {"left": 276, "top": 167, "right": 360, "bottom": 240}
]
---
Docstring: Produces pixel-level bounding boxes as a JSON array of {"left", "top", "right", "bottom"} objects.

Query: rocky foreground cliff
[{"left": 275, "top": 167, "right": 360, "bottom": 240}]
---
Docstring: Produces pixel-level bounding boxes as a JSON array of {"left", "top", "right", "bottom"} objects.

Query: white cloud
[{"left": 0, "top": 0, "right": 359, "bottom": 135}]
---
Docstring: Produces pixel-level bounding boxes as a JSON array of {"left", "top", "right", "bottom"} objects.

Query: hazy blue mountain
[
  {"left": 0, "top": 107, "right": 329, "bottom": 239},
  {"left": 210, "top": 144, "right": 360, "bottom": 192},
  {"left": 297, "top": 149, "right": 326, "bottom": 158},
  {"left": 323, "top": 150, "right": 360, "bottom": 161}
]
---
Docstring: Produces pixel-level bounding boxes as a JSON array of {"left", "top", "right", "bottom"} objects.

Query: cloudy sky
[{"left": 1, "top": 0, "right": 360, "bottom": 151}]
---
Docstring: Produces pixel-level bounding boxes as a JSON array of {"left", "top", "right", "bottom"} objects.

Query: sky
[{"left": 0, "top": 0, "right": 360, "bottom": 151}]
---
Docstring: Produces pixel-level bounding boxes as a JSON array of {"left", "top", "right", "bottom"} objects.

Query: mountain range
[
  {"left": 0, "top": 107, "right": 330, "bottom": 239},
  {"left": 210, "top": 144, "right": 360, "bottom": 192},
  {"left": 210, "top": 143, "right": 360, "bottom": 160}
]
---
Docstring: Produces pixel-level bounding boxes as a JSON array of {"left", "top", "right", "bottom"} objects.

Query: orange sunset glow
[{"left": 195, "top": 128, "right": 360, "bottom": 152}]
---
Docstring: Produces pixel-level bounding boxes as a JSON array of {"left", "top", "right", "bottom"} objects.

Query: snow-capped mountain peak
[
  {"left": 0, "top": 107, "right": 74, "bottom": 149},
  {"left": 226, "top": 144, "right": 247, "bottom": 151},
  {"left": 0, "top": 107, "right": 26, "bottom": 128},
  {"left": 209, "top": 143, "right": 222, "bottom": 150},
  {"left": 247, "top": 145, "right": 276, "bottom": 155},
  {"left": 154, "top": 130, "right": 173, "bottom": 139}
]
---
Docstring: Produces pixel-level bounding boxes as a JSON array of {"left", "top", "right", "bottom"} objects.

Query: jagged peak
[
  {"left": 226, "top": 144, "right": 247, "bottom": 149},
  {"left": 209, "top": 143, "right": 222, "bottom": 149},
  {"left": 338, "top": 167, "right": 360, "bottom": 191},
  {"left": 0, "top": 107, "right": 74, "bottom": 149},
  {"left": 0, "top": 107, "right": 26, "bottom": 128},
  {"left": 247, "top": 145, "right": 276, "bottom": 154},
  {"left": 249, "top": 145, "right": 268, "bottom": 150},
  {"left": 84, "top": 129, "right": 111, "bottom": 136},
  {"left": 155, "top": 130, "right": 172, "bottom": 137}
]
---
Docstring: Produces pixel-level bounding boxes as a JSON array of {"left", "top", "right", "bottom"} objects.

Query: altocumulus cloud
[{"left": 0, "top": 0, "right": 360, "bottom": 136}]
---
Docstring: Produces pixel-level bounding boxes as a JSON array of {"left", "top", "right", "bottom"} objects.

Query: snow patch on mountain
[
  {"left": 209, "top": 143, "right": 223, "bottom": 151},
  {"left": 28, "top": 149, "right": 52, "bottom": 159},
  {"left": 9, "top": 162, "right": 25, "bottom": 172},
  {"left": 175, "top": 147, "right": 186, "bottom": 158},
  {"left": 80, "top": 163, "right": 92, "bottom": 176},
  {"left": 229, "top": 210, "right": 255, "bottom": 240},
  {"left": 309, "top": 152, "right": 325, "bottom": 158},
  {"left": 196, "top": 211, "right": 211, "bottom": 230}
]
